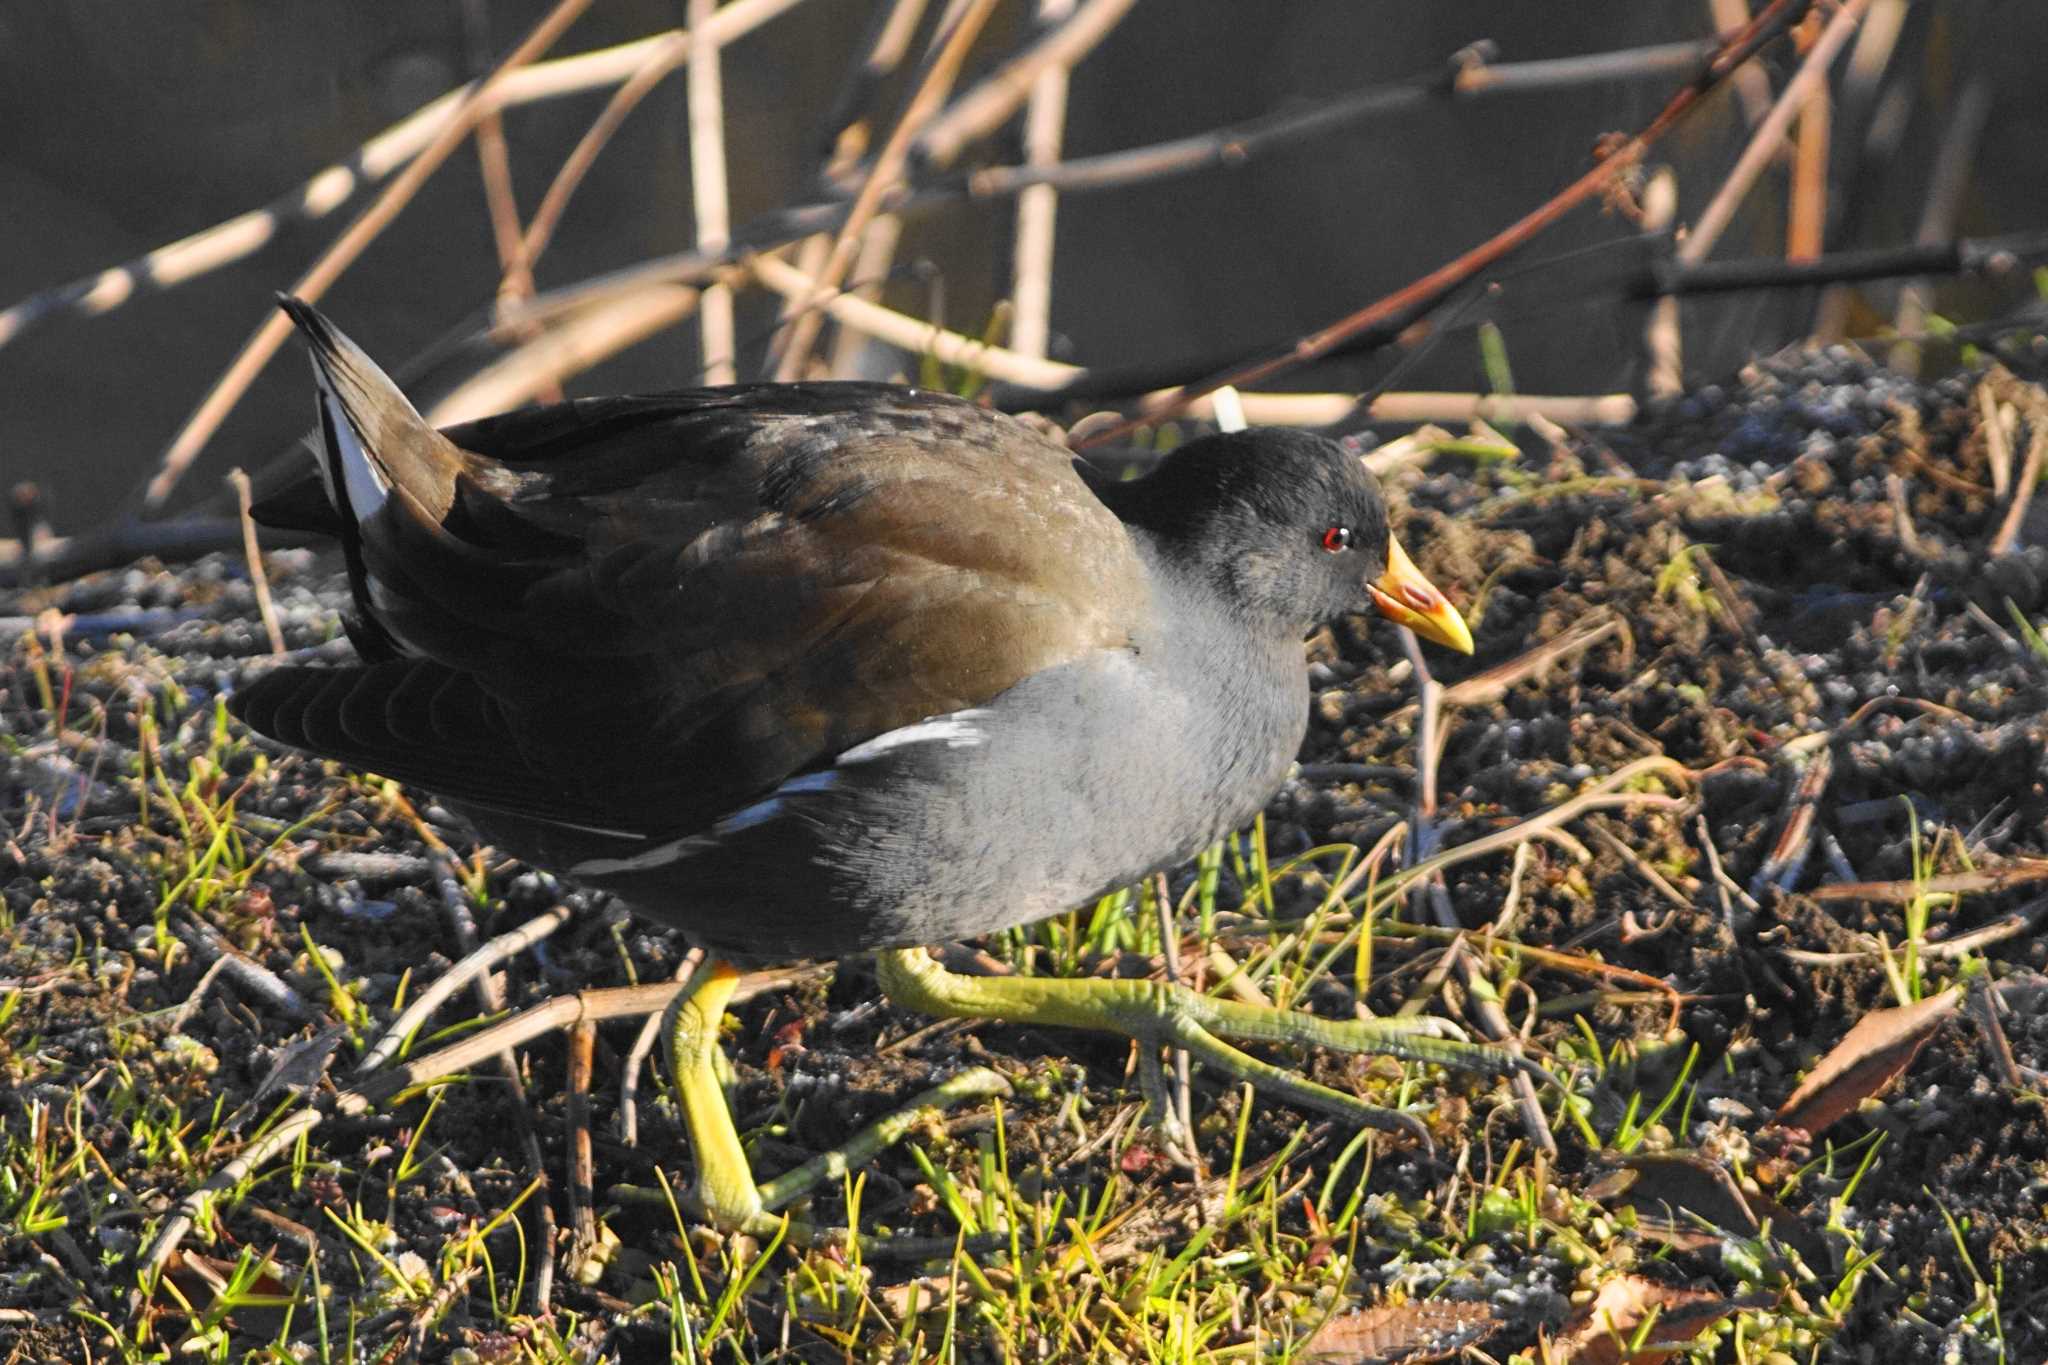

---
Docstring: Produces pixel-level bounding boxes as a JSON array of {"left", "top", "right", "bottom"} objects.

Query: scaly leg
[
  {"left": 661, "top": 958, "right": 1008, "bottom": 1239},
  {"left": 875, "top": 946, "right": 1549, "bottom": 1148}
]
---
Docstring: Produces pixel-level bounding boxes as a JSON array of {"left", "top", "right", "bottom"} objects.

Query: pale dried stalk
[
  {"left": 514, "top": 38, "right": 689, "bottom": 278},
  {"left": 474, "top": 114, "right": 537, "bottom": 306},
  {"left": 825, "top": 215, "right": 907, "bottom": 377},
  {"left": 357, "top": 906, "right": 574, "bottom": 1076},
  {"left": 772, "top": 0, "right": 1003, "bottom": 380},
  {"left": 1678, "top": 0, "right": 1870, "bottom": 269},
  {"left": 1989, "top": 404, "right": 2048, "bottom": 557},
  {"left": 1643, "top": 166, "right": 1682, "bottom": 397},
  {"left": 1788, "top": 73, "right": 1829, "bottom": 261},
  {"left": 425, "top": 284, "right": 702, "bottom": 425},
  {"left": 917, "top": 0, "right": 1134, "bottom": 168},
  {"left": 755, "top": 249, "right": 1078, "bottom": 387},
  {"left": 1010, "top": 0, "right": 1078, "bottom": 362},
  {"left": 760, "top": 252, "right": 1643, "bottom": 430},
  {"left": 687, "top": 0, "right": 736, "bottom": 383},
  {"left": 821, "top": 1, "right": 991, "bottom": 378},
  {"left": 136, "top": 968, "right": 815, "bottom": 1287},
  {"left": 1707, "top": 0, "right": 1779, "bottom": 133},
  {"left": 140, "top": 0, "right": 598, "bottom": 513},
  {"left": 227, "top": 469, "right": 285, "bottom": 656},
  {"left": 472, "top": 103, "right": 558, "bottom": 401},
  {"left": 0, "top": 27, "right": 666, "bottom": 350}
]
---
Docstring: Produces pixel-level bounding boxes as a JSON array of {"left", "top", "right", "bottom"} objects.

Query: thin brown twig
[
  {"left": 0, "top": 30, "right": 1714, "bottom": 352},
  {"left": 1075, "top": 0, "right": 1816, "bottom": 446},
  {"left": 474, "top": 115, "right": 537, "bottom": 307},
  {"left": 965, "top": 37, "right": 1720, "bottom": 203},
  {"left": 227, "top": 469, "right": 285, "bottom": 657},
  {"left": 459, "top": 0, "right": 561, "bottom": 407},
  {"left": 1811, "top": 860, "right": 2048, "bottom": 905},
  {"left": 1988, "top": 379, "right": 2048, "bottom": 557},
  {"left": 1707, "top": 0, "right": 1780, "bottom": 134},
  {"left": 620, "top": 952, "right": 699, "bottom": 1147},
  {"left": 1679, "top": 0, "right": 1870, "bottom": 269},
  {"left": 771, "top": 0, "right": 1003, "bottom": 380},
  {"left": 818, "top": 0, "right": 934, "bottom": 182},
  {"left": 1788, "top": 55, "right": 1829, "bottom": 262},
  {"left": 564, "top": 1019, "right": 600, "bottom": 1279},
  {"left": 0, "top": 23, "right": 818, "bottom": 351},
  {"left": 136, "top": 0, "right": 598, "bottom": 515},
  {"left": 1749, "top": 745, "right": 1834, "bottom": 897},
  {"left": 915, "top": 0, "right": 1134, "bottom": 168}
]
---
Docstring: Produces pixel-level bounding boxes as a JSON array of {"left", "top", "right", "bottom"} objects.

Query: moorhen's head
[{"left": 1089, "top": 428, "right": 1473, "bottom": 651}]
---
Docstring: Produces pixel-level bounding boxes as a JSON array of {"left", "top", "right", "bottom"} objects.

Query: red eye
[{"left": 1320, "top": 525, "right": 1353, "bottom": 553}]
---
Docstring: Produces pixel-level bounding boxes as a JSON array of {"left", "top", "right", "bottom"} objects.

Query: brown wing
[{"left": 238, "top": 381, "right": 1141, "bottom": 838}]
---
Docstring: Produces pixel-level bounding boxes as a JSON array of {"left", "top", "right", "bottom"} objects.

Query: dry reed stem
[
  {"left": 135, "top": 966, "right": 817, "bottom": 1286},
  {"left": 820, "top": 0, "right": 934, "bottom": 182},
  {"left": 687, "top": 0, "right": 737, "bottom": 384},
  {"left": 226, "top": 469, "right": 285, "bottom": 656},
  {"left": 754, "top": 249, "right": 1078, "bottom": 387},
  {"left": 1678, "top": 0, "right": 1869, "bottom": 269},
  {"left": 757, "top": 252, "right": 1636, "bottom": 431},
  {"left": 916, "top": 0, "right": 1135, "bottom": 168},
  {"left": 1643, "top": 166, "right": 1683, "bottom": 397},
  {"left": 137, "top": 0, "right": 598, "bottom": 514},
  {"left": 825, "top": 214, "right": 908, "bottom": 377},
  {"left": 0, "top": 12, "right": 828, "bottom": 351},
  {"left": 771, "top": 0, "right": 1002, "bottom": 380},
  {"left": 357, "top": 907, "right": 573, "bottom": 1075},
  {"left": 471, "top": 101, "right": 559, "bottom": 402},
  {"left": 1708, "top": 0, "right": 1781, "bottom": 134},
  {"left": 563, "top": 1019, "right": 600, "bottom": 1279},
  {"left": 1981, "top": 385, "right": 2014, "bottom": 498},
  {"left": 1788, "top": 68, "right": 1829, "bottom": 261},
  {"left": 424, "top": 284, "right": 702, "bottom": 424},
  {"left": 506, "top": 0, "right": 812, "bottom": 289},
  {"left": 1077, "top": 0, "right": 1815, "bottom": 445},
  {"left": 820, "top": 0, "right": 986, "bottom": 378},
  {"left": 620, "top": 952, "right": 700, "bottom": 1147},
  {"left": 474, "top": 113, "right": 537, "bottom": 307},
  {"left": 1990, "top": 421, "right": 2039, "bottom": 560},
  {"left": 1010, "top": 0, "right": 1078, "bottom": 362}
]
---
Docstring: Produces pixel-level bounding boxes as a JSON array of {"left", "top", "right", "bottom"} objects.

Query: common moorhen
[{"left": 234, "top": 299, "right": 1512, "bottom": 1234}]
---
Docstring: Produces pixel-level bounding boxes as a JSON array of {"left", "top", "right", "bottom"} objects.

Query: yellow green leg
[
  {"left": 662, "top": 957, "right": 1010, "bottom": 1240},
  {"left": 875, "top": 946, "right": 1550, "bottom": 1147},
  {"left": 662, "top": 960, "right": 767, "bottom": 1232}
]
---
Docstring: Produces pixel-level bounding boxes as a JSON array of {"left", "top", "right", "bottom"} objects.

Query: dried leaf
[
  {"left": 1598, "top": 1151, "right": 1828, "bottom": 1269},
  {"left": 1549, "top": 1275, "right": 1747, "bottom": 1363},
  {"left": 1302, "top": 1299, "right": 1502, "bottom": 1363},
  {"left": 1770, "top": 989, "right": 1958, "bottom": 1136}
]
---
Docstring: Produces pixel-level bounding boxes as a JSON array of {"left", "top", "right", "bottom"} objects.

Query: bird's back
[{"left": 235, "top": 306, "right": 1142, "bottom": 858}]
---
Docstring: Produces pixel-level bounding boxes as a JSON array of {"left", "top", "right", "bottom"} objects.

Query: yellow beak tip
[{"left": 1369, "top": 534, "right": 1474, "bottom": 655}]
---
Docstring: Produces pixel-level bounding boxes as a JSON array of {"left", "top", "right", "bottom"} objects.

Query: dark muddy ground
[{"left": 4, "top": 349, "right": 2047, "bottom": 1361}]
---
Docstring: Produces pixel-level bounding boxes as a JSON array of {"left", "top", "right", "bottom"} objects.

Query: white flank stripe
[
  {"left": 571, "top": 834, "right": 707, "bottom": 876},
  {"left": 837, "top": 710, "right": 991, "bottom": 765}
]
